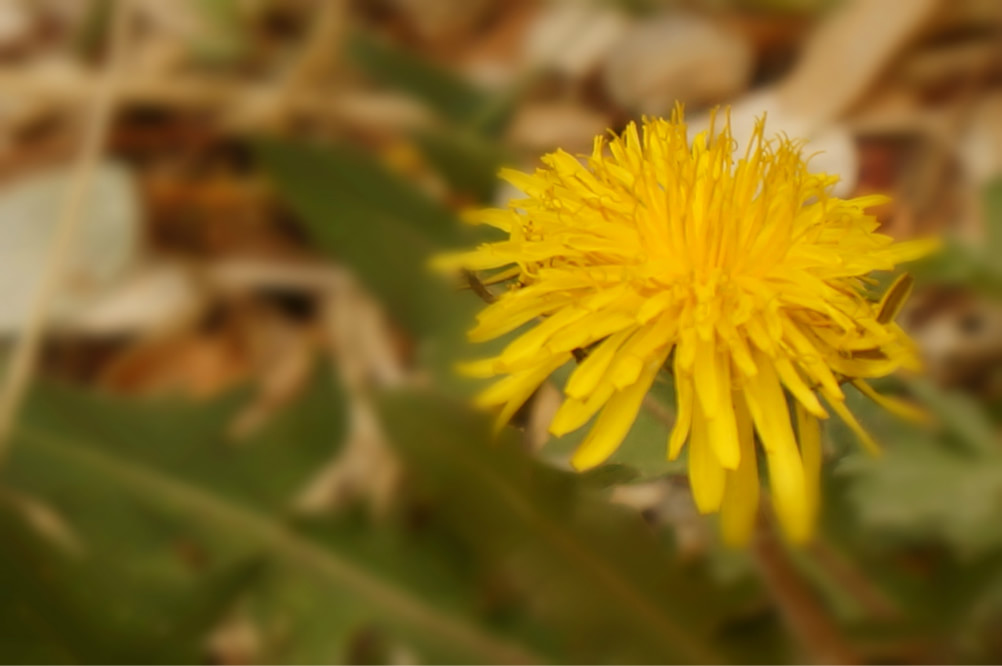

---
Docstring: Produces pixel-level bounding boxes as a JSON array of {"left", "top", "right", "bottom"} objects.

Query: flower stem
[{"left": 751, "top": 513, "right": 860, "bottom": 665}]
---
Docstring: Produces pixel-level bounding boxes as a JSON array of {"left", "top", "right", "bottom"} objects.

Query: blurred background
[{"left": 0, "top": 0, "right": 1001, "bottom": 663}]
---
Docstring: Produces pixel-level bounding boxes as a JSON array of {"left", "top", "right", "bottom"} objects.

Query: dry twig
[{"left": 0, "top": 0, "right": 133, "bottom": 462}]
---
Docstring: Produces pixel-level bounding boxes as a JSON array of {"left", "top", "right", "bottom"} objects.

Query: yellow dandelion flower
[{"left": 436, "top": 107, "right": 936, "bottom": 545}]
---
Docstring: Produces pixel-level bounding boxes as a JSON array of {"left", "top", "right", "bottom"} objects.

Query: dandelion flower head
[{"left": 438, "top": 107, "right": 934, "bottom": 544}]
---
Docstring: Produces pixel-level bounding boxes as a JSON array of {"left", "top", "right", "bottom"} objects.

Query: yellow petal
[
  {"left": 877, "top": 237, "right": 940, "bottom": 265},
  {"left": 796, "top": 402, "right": 823, "bottom": 528},
  {"left": 456, "top": 357, "right": 502, "bottom": 378},
  {"left": 688, "top": 399, "right": 726, "bottom": 513},
  {"left": 547, "top": 310, "right": 638, "bottom": 354},
  {"left": 564, "top": 329, "right": 632, "bottom": 399},
  {"left": 774, "top": 356, "right": 827, "bottom": 419},
  {"left": 499, "top": 167, "right": 543, "bottom": 195},
  {"left": 549, "top": 381, "right": 616, "bottom": 436},
  {"left": 668, "top": 358, "right": 693, "bottom": 460},
  {"left": 476, "top": 353, "right": 570, "bottom": 432},
  {"left": 720, "top": 397, "right": 759, "bottom": 546},
  {"left": 693, "top": 335, "right": 721, "bottom": 418},
  {"left": 705, "top": 358, "right": 740, "bottom": 469},
  {"left": 499, "top": 307, "right": 588, "bottom": 365},
  {"left": 607, "top": 316, "right": 674, "bottom": 388},
  {"left": 742, "top": 350, "right": 797, "bottom": 455},
  {"left": 469, "top": 292, "right": 578, "bottom": 342},
  {"left": 850, "top": 193, "right": 892, "bottom": 209},
  {"left": 851, "top": 379, "right": 928, "bottom": 423},
  {"left": 764, "top": 438, "right": 811, "bottom": 544},
  {"left": 742, "top": 351, "right": 813, "bottom": 542},
  {"left": 464, "top": 207, "right": 516, "bottom": 231},
  {"left": 823, "top": 392, "right": 881, "bottom": 456},
  {"left": 571, "top": 353, "right": 666, "bottom": 470},
  {"left": 779, "top": 320, "right": 842, "bottom": 398}
]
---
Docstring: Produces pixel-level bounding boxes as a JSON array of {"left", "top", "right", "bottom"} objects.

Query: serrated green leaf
[
  {"left": 0, "top": 370, "right": 545, "bottom": 664},
  {"left": 378, "top": 389, "right": 776, "bottom": 664},
  {"left": 833, "top": 382, "right": 1002, "bottom": 557},
  {"left": 842, "top": 443, "right": 1002, "bottom": 556},
  {"left": 906, "top": 378, "right": 999, "bottom": 455}
]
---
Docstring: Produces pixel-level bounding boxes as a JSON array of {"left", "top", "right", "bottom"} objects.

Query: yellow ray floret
[{"left": 436, "top": 106, "right": 935, "bottom": 545}]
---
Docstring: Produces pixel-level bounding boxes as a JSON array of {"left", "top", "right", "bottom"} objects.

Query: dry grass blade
[{"left": 0, "top": 0, "right": 133, "bottom": 463}]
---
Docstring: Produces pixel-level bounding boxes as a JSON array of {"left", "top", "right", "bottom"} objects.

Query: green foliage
[
  {"left": 345, "top": 29, "right": 525, "bottom": 201},
  {"left": 833, "top": 381, "right": 1002, "bottom": 558},
  {"left": 5, "top": 319, "right": 1002, "bottom": 662},
  {"left": 378, "top": 389, "right": 786, "bottom": 664},
  {"left": 842, "top": 441, "right": 1002, "bottom": 557},
  {"left": 13, "top": 5, "right": 1002, "bottom": 664},
  {"left": 0, "top": 364, "right": 783, "bottom": 664},
  {"left": 414, "top": 130, "right": 512, "bottom": 202},
  {"left": 911, "top": 179, "right": 1002, "bottom": 295},
  {"left": 0, "top": 369, "right": 342, "bottom": 662},
  {"left": 254, "top": 127, "right": 1002, "bottom": 662},
  {"left": 255, "top": 136, "right": 512, "bottom": 397},
  {"left": 0, "top": 349, "right": 799, "bottom": 664},
  {"left": 0, "top": 497, "right": 263, "bottom": 663},
  {"left": 256, "top": 139, "right": 474, "bottom": 339},
  {"left": 809, "top": 377, "right": 1002, "bottom": 663},
  {"left": 345, "top": 32, "right": 518, "bottom": 139},
  {"left": 0, "top": 369, "right": 553, "bottom": 664},
  {"left": 346, "top": 33, "right": 494, "bottom": 131}
]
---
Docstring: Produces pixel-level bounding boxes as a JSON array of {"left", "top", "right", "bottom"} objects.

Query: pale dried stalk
[
  {"left": 245, "top": 0, "right": 348, "bottom": 130},
  {"left": 0, "top": 0, "right": 132, "bottom": 462},
  {"left": 0, "top": 71, "right": 431, "bottom": 134},
  {"left": 294, "top": 270, "right": 405, "bottom": 515}
]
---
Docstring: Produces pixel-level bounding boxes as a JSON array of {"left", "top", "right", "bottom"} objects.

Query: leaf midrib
[{"left": 13, "top": 425, "right": 545, "bottom": 666}]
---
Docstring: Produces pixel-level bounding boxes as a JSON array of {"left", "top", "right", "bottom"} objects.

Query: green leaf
[
  {"left": 346, "top": 33, "right": 494, "bottom": 129},
  {"left": 348, "top": 32, "right": 513, "bottom": 135},
  {"left": 911, "top": 178, "right": 1002, "bottom": 295},
  {"left": 813, "top": 380, "right": 1002, "bottom": 660},
  {"left": 906, "top": 378, "right": 999, "bottom": 455},
  {"left": 379, "top": 389, "right": 773, "bottom": 664},
  {"left": 910, "top": 239, "right": 1002, "bottom": 294},
  {"left": 840, "top": 445, "right": 1002, "bottom": 556},
  {"left": 413, "top": 130, "right": 509, "bottom": 202},
  {"left": 256, "top": 137, "right": 510, "bottom": 391},
  {"left": 833, "top": 382, "right": 1002, "bottom": 557},
  {"left": 0, "top": 497, "right": 266, "bottom": 663},
  {"left": 257, "top": 139, "right": 475, "bottom": 338},
  {"left": 0, "top": 370, "right": 545, "bottom": 664}
]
